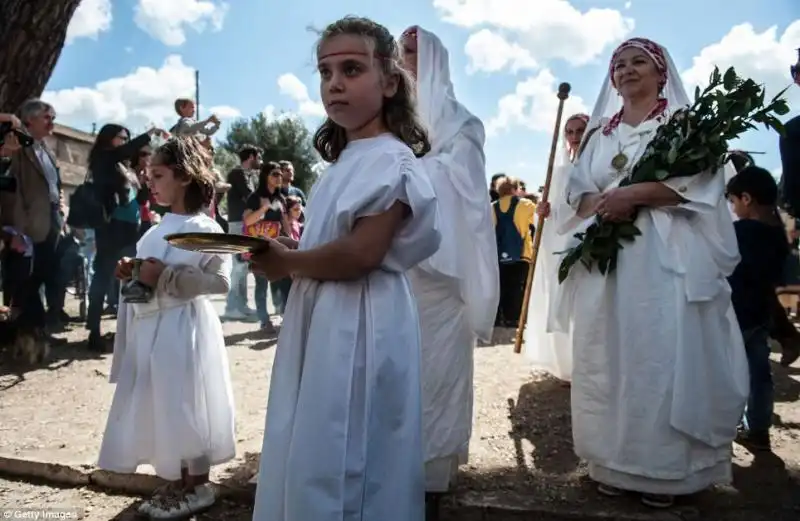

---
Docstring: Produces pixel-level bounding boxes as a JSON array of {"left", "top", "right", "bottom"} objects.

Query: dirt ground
[{"left": 1, "top": 297, "right": 799, "bottom": 520}]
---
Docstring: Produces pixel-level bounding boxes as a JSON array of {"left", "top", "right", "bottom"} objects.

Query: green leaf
[
  {"left": 654, "top": 169, "right": 670, "bottom": 180},
  {"left": 723, "top": 67, "right": 737, "bottom": 90}
]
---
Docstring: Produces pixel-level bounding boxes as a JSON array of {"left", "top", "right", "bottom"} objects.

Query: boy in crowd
[
  {"left": 170, "top": 98, "right": 220, "bottom": 138},
  {"left": 726, "top": 166, "right": 791, "bottom": 451}
]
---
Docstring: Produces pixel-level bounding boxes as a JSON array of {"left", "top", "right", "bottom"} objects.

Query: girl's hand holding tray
[{"left": 249, "top": 238, "right": 294, "bottom": 281}]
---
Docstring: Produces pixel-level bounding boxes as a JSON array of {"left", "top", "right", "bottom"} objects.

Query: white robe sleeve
[
  {"left": 649, "top": 167, "right": 740, "bottom": 301},
  {"left": 417, "top": 119, "right": 499, "bottom": 341},
  {"left": 337, "top": 151, "right": 441, "bottom": 272},
  {"left": 556, "top": 133, "right": 602, "bottom": 236}
]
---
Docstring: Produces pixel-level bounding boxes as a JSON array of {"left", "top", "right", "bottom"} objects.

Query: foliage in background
[{"left": 219, "top": 112, "right": 320, "bottom": 194}]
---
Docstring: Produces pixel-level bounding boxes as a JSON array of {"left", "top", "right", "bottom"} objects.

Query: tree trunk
[{"left": 0, "top": 0, "right": 83, "bottom": 113}]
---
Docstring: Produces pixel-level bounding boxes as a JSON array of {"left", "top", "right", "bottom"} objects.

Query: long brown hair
[
  {"left": 152, "top": 137, "right": 216, "bottom": 214},
  {"left": 313, "top": 16, "right": 431, "bottom": 163}
]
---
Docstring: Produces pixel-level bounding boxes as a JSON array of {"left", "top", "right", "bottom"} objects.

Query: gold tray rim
[{"left": 164, "top": 232, "right": 270, "bottom": 253}]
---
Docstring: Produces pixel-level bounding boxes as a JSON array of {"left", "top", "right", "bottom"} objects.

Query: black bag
[{"left": 66, "top": 171, "right": 108, "bottom": 229}]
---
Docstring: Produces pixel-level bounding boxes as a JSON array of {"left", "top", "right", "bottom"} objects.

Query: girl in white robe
[
  {"left": 554, "top": 38, "right": 748, "bottom": 508},
  {"left": 399, "top": 26, "right": 500, "bottom": 495},
  {"left": 98, "top": 137, "right": 236, "bottom": 519},
  {"left": 249, "top": 17, "right": 441, "bottom": 521},
  {"left": 523, "top": 113, "right": 589, "bottom": 382}
]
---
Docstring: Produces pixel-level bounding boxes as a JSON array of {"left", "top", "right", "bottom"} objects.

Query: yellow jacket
[{"left": 491, "top": 195, "right": 536, "bottom": 262}]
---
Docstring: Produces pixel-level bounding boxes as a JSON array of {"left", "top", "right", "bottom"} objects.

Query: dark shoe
[
  {"left": 425, "top": 493, "right": 442, "bottom": 521},
  {"left": 736, "top": 428, "right": 771, "bottom": 451},
  {"left": 641, "top": 493, "right": 674, "bottom": 508},
  {"left": 260, "top": 321, "right": 278, "bottom": 335},
  {"left": 597, "top": 483, "right": 625, "bottom": 497},
  {"left": 86, "top": 331, "right": 107, "bottom": 353},
  {"left": 780, "top": 341, "right": 800, "bottom": 367}
]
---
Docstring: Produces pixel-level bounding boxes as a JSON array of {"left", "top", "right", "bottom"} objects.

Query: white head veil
[
  {"left": 412, "top": 27, "right": 477, "bottom": 152},
  {"left": 584, "top": 37, "right": 689, "bottom": 137},
  {"left": 403, "top": 26, "right": 499, "bottom": 342}
]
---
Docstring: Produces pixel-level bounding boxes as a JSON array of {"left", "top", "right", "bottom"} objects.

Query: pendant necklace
[
  {"left": 610, "top": 148, "right": 629, "bottom": 173},
  {"left": 609, "top": 100, "right": 664, "bottom": 176}
]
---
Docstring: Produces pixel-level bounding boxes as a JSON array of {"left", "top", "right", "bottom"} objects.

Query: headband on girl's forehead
[
  {"left": 567, "top": 113, "right": 590, "bottom": 124},
  {"left": 609, "top": 37, "right": 667, "bottom": 87}
]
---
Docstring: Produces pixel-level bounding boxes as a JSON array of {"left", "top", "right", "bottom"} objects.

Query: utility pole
[{"left": 195, "top": 70, "right": 200, "bottom": 119}]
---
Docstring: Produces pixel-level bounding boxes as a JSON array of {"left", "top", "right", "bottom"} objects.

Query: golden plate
[{"left": 165, "top": 233, "right": 270, "bottom": 254}]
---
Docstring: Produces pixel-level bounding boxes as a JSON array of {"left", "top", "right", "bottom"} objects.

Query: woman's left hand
[
  {"left": 596, "top": 187, "right": 637, "bottom": 222},
  {"left": 249, "top": 239, "right": 292, "bottom": 281},
  {"left": 138, "top": 258, "right": 167, "bottom": 287}
]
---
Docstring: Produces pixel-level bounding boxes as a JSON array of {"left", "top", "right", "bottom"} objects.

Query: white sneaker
[
  {"left": 138, "top": 483, "right": 180, "bottom": 515},
  {"left": 249, "top": 472, "right": 259, "bottom": 485},
  {"left": 148, "top": 484, "right": 215, "bottom": 519}
]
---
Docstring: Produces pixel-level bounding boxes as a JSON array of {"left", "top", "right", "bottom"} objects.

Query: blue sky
[{"left": 47, "top": 0, "right": 799, "bottom": 189}]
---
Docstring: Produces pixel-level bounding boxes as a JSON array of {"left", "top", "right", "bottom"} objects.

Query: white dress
[
  {"left": 98, "top": 213, "right": 236, "bottom": 481},
  {"left": 408, "top": 27, "right": 500, "bottom": 493},
  {"left": 555, "top": 114, "right": 749, "bottom": 495},
  {"left": 252, "top": 134, "right": 441, "bottom": 521},
  {"left": 522, "top": 158, "right": 573, "bottom": 381}
]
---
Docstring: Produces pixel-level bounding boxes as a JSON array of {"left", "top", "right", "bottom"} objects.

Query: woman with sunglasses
[{"left": 242, "top": 161, "right": 290, "bottom": 333}]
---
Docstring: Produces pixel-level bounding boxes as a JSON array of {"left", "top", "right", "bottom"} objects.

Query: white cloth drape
[
  {"left": 98, "top": 213, "right": 236, "bottom": 481},
  {"left": 252, "top": 134, "right": 441, "bottom": 521},
  {"left": 521, "top": 135, "right": 575, "bottom": 380},
  {"left": 407, "top": 27, "right": 499, "bottom": 492}
]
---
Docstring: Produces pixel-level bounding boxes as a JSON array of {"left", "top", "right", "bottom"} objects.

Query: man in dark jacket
[{"left": 223, "top": 144, "right": 262, "bottom": 321}]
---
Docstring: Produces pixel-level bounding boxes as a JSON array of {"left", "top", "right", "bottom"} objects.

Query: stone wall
[{"left": 47, "top": 123, "right": 94, "bottom": 195}]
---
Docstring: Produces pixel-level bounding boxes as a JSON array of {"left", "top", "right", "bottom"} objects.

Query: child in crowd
[
  {"left": 170, "top": 98, "right": 221, "bottom": 138},
  {"left": 726, "top": 165, "right": 791, "bottom": 451}
]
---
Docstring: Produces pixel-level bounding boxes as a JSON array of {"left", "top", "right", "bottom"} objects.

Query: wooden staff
[{"left": 514, "top": 82, "right": 571, "bottom": 354}]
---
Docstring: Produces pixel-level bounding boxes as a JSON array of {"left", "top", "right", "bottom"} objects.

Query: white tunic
[
  {"left": 252, "top": 134, "right": 441, "bottom": 521},
  {"left": 98, "top": 213, "right": 236, "bottom": 480},
  {"left": 522, "top": 160, "right": 573, "bottom": 380},
  {"left": 408, "top": 27, "right": 500, "bottom": 493},
  {"left": 556, "top": 115, "right": 749, "bottom": 495}
]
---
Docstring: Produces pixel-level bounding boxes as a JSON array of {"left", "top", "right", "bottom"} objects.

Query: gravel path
[{"left": 0, "top": 299, "right": 799, "bottom": 520}]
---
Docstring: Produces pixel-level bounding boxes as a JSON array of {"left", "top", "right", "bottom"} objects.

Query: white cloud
[
  {"left": 682, "top": 21, "right": 800, "bottom": 106},
  {"left": 42, "top": 55, "right": 197, "bottom": 132},
  {"left": 434, "top": 0, "right": 634, "bottom": 72},
  {"left": 66, "top": 0, "right": 112, "bottom": 43},
  {"left": 487, "top": 68, "right": 589, "bottom": 136},
  {"left": 624, "top": 1, "right": 632, "bottom": 9},
  {"left": 206, "top": 105, "right": 241, "bottom": 119},
  {"left": 134, "top": 0, "right": 228, "bottom": 46},
  {"left": 464, "top": 30, "right": 537, "bottom": 74},
  {"left": 277, "top": 74, "right": 326, "bottom": 118}
]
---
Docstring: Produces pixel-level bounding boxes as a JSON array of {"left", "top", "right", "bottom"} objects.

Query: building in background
[{"left": 47, "top": 123, "right": 94, "bottom": 195}]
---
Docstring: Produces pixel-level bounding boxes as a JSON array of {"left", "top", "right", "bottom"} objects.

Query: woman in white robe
[
  {"left": 554, "top": 38, "right": 748, "bottom": 508},
  {"left": 399, "top": 26, "right": 500, "bottom": 495},
  {"left": 523, "top": 113, "right": 589, "bottom": 382}
]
